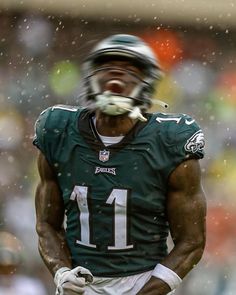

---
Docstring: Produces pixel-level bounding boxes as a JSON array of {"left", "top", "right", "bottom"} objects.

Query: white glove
[{"left": 54, "top": 266, "right": 93, "bottom": 295}]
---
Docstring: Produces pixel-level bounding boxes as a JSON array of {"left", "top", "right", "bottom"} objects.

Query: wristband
[{"left": 152, "top": 263, "right": 182, "bottom": 291}]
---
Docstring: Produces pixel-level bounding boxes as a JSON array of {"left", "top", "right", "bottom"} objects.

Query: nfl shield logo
[{"left": 99, "top": 150, "right": 110, "bottom": 162}]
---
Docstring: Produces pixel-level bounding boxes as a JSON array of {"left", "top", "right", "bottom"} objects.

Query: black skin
[
  {"left": 137, "top": 159, "right": 206, "bottom": 294},
  {"left": 35, "top": 60, "right": 206, "bottom": 294}
]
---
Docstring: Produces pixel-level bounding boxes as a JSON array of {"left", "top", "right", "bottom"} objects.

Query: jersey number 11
[{"left": 70, "top": 185, "right": 134, "bottom": 250}]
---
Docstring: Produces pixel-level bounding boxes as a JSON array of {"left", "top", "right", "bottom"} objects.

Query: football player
[{"left": 33, "top": 34, "right": 206, "bottom": 295}]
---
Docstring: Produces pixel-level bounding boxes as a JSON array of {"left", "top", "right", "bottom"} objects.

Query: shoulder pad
[
  {"left": 38, "top": 104, "right": 80, "bottom": 130},
  {"left": 33, "top": 104, "right": 81, "bottom": 153},
  {"left": 154, "top": 112, "right": 205, "bottom": 159}
]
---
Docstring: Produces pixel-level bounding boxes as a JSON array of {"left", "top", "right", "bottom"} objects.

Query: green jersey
[{"left": 33, "top": 105, "right": 205, "bottom": 277}]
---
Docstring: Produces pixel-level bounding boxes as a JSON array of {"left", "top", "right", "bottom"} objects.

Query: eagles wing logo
[{"left": 184, "top": 130, "right": 205, "bottom": 153}]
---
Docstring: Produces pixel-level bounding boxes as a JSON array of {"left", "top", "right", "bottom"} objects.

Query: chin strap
[{"left": 95, "top": 91, "right": 168, "bottom": 122}]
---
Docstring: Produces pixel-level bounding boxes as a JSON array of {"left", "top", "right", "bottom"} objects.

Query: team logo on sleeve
[
  {"left": 184, "top": 130, "right": 205, "bottom": 153},
  {"left": 99, "top": 150, "right": 110, "bottom": 162}
]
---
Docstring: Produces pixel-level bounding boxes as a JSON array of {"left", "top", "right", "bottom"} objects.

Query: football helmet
[{"left": 79, "top": 34, "right": 166, "bottom": 121}]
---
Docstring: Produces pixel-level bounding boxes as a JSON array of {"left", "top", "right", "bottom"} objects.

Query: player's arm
[
  {"left": 35, "top": 151, "right": 72, "bottom": 274},
  {"left": 35, "top": 151, "right": 93, "bottom": 294},
  {"left": 137, "top": 159, "right": 206, "bottom": 295}
]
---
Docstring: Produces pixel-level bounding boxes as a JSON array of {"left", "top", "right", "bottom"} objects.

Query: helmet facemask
[{"left": 78, "top": 34, "right": 166, "bottom": 121}]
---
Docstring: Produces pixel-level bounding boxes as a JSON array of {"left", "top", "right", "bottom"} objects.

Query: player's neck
[{"left": 95, "top": 111, "right": 138, "bottom": 136}]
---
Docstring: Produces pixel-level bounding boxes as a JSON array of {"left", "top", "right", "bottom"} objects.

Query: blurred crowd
[{"left": 0, "top": 12, "right": 236, "bottom": 294}]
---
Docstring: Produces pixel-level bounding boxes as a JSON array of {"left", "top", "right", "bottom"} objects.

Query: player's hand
[{"left": 54, "top": 266, "right": 93, "bottom": 295}]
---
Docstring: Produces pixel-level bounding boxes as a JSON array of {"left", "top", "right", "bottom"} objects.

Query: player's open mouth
[{"left": 104, "top": 80, "right": 126, "bottom": 94}]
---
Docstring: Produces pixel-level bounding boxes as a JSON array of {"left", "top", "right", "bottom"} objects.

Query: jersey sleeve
[
  {"left": 33, "top": 105, "right": 80, "bottom": 165},
  {"left": 33, "top": 107, "right": 52, "bottom": 154},
  {"left": 172, "top": 115, "right": 205, "bottom": 160},
  {"left": 157, "top": 113, "right": 205, "bottom": 178}
]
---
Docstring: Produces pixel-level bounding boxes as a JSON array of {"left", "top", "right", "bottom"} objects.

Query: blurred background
[{"left": 0, "top": 1, "right": 236, "bottom": 294}]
